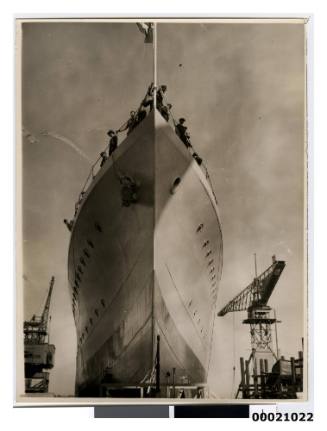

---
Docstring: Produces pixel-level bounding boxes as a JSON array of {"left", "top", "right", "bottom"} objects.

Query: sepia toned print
[{"left": 17, "top": 19, "right": 307, "bottom": 404}]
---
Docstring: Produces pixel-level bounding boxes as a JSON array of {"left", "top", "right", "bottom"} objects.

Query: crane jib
[{"left": 218, "top": 260, "right": 286, "bottom": 317}]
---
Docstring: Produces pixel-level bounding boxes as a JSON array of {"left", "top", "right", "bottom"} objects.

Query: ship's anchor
[
  {"left": 111, "top": 153, "right": 140, "bottom": 207},
  {"left": 120, "top": 175, "right": 140, "bottom": 207}
]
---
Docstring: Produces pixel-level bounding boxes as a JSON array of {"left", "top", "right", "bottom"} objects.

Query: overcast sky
[
  {"left": 21, "top": 21, "right": 305, "bottom": 398},
  {"left": 157, "top": 22, "right": 305, "bottom": 397}
]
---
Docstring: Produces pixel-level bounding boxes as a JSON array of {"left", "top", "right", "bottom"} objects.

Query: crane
[
  {"left": 218, "top": 256, "right": 285, "bottom": 358},
  {"left": 24, "top": 276, "right": 56, "bottom": 393},
  {"left": 218, "top": 256, "right": 285, "bottom": 317},
  {"left": 24, "top": 276, "right": 55, "bottom": 345},
  {"left": 218, "top": 256, "right": 290, "bottom": 398}
]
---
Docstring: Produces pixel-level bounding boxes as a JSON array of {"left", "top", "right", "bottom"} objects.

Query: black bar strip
[{"left": 174, "top": 404, "right": 249, "bottom": 418}]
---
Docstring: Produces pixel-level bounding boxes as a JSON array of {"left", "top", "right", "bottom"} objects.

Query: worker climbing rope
[
  {"left": 141, "top": 82, "right": 155, "bottom": 111},
  {"left": 175, "top": 118, "right": 192, "bottom": 149},
  {"left": 63, "top": 218, "right": 74, "bottom": 231},
  {"left": 117, "top": 111, "right": 138, "bottom": 135},
  {"left": 69, "top": 82, "right": 216, "bottom": 222},
  {"left": 107, "top": 130, "right": 118, "bottom": 156}
]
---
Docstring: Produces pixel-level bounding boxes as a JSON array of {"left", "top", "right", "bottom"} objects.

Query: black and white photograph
[{"left": 17, "top": 18, "right": 307, "bottom": 403}]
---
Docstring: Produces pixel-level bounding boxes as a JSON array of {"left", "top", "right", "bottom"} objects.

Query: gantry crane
[
  {"left": 24, "top": 276, "right": 56, "bottom": 393},
  {"left": 217, "top": 256, "right": 304, "bottom": 398},
  {"left": 218, "top": 256, "right": 285, "bottom": 358},
  {"left": 218, "top": 256, "right": 304, "bottom": 398}
]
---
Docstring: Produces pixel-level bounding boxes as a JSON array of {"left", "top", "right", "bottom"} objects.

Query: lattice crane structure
[
  {"left": 24, "top": 276, "right": 56, "bottom": 393},
  {"left": 218, "top": 256, "right": 285, "bottom": 358},
  {"left": 217, "top": 256, "right": 301, "bottom": 398}
]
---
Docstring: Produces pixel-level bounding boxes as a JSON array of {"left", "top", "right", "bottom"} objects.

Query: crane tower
[
  {"left": 217, "top": 256, "right": 303, "bottom": 398},
  {"left": 218, "top": 256, "right": 285, "bottom": 362},
  {"left": 24, "top": 276, "right": 56, "bottom": 393}
]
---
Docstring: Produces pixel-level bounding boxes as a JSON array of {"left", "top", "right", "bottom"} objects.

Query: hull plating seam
[
  {"left": 81, "top": 313, "right": 152, "bottom": 389},
  {"left": 76, "top": 241, "right": 152, "bottom": 346},
  {"left": 165, "top": 263, "right": 207, "bottom": 348}
]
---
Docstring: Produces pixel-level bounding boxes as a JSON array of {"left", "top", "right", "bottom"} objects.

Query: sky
[
  {"left": 21, "top": 21, "right": 305, "bottom": 398},
  {"left": 157, "top": 22, "right": 305, "bottom": 397}
]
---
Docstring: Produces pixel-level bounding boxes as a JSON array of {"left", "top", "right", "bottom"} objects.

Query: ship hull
[{"left": 68, "top": 111, "right": 223, "bottom": 396}]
